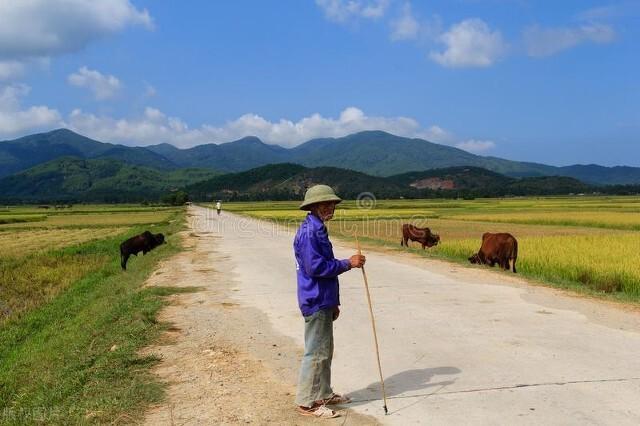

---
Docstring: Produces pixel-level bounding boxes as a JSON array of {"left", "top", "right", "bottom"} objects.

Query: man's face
[{"left": 312, "top": 201, "right": 338, "bottom": 222}]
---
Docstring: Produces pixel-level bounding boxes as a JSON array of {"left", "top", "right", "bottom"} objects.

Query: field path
[{"left": 145, "top": 206, "right": 640, "bottom": 425}]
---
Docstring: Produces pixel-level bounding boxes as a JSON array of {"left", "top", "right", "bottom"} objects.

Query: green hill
[
  {"left": 389, "top": 166, "right": 514, "bottom": 190},
  {"left": 185, "top": 163, "right": 594, "bottom": 202},
  {"left": 188, "top": 163, "right": 406, "bottom": 201},
  {"left": 0, "top": 157, "right": 220, "bottom": 203}
]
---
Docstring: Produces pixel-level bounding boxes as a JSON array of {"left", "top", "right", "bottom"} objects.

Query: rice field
[
  {"left": 0, "top": 227, "right": 128, "bottom": 257},
  {"left": 224, "top": 196, "right": 640, "bottom": 300},
  {"left": 0, "top": 214, "right": 47, "bottom": 224},
  {"left": 0, "top": 205, "right": 181, "bottom": 321},
  {"left": 0, "top": 207, "right": 176, "bottom": 229},
  {"left": 448, "top": 211, "right": 640, "bottom": 230},
  {"left": 1, "top": 204, "right": 185, "bottom": 424}
]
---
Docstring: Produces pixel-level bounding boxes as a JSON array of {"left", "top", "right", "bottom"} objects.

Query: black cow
[
  {"left": 400, "top": 224, "right": 440, "bottom": 249},
  {"left": 120, "top": 231, "right": 166, "bottom": 270}
]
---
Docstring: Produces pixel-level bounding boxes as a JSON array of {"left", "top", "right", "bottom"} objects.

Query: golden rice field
[
  {"left": 0, "top": 214, "right": 47, "bottom": 224},
  {"left": 449, "top": 211, "right": 640, "bottom": 230},
  {"left": 224, "top": 196, "right": 640, "bottom": 299},
  {"left": 0, "top": 227, "right": 128, "bottom": 257},
  {"left": 0, "top": 210, "right": 175, "bottom": 229}
]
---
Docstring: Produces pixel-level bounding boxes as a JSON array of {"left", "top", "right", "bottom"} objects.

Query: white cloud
[
  {"left": 576, "top": 3, "right": 640, "bottom": 21},
  {"left": 390, "top": 3, "right": 420, "bottom": 40},
  {"left": 419, "top": 125, "right": 455, "bottom": 144},
  {"left": 0, "top": 58, "right": 50, "bottom": 81},
  {"left": 144, "top": 82, "right": 157, "bottom": 97},
  {"left": 0, "top": 0, "right": 152, "bottom": 74},
  {"left": 0, "top": 84, "right": 61, "bottom": 136},
  {"left": 68, "top": 67, "right": 122, "bottom": 100},
  {"left": 0, "top": 61, "right": 25, "bottom": 81},
  {"left": 429, "top": 19, "right": 506, "bottom": 68},
  {"left": 456, "top": 139, "right": 495, "bottom": 153},
  {"left": 63, "top": 106, "right": 463, "bottom": 149},
  {"left": 523, "top": 24, "right": 615, "bottom": 57},
  {"left": 576, "top": 5, "right": 619, "bottom": 21},
  {"left": 315, "top": 0, "right": 390, "bottom": 23}
]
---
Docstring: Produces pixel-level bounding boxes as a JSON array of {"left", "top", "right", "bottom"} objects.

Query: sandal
[
  {"left": 323, "top": 393, "right": 352, "bottom": 405},
  {"left": 297, "top": 404, "right": 340, "bottom": 418}
]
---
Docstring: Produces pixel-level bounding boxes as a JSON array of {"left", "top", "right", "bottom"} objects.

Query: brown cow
[
  {"left": 120, "top": 231, "right": 166, "bottom": 270},
  {"left": 400, "top": 224, "right": 440, "bottom": 249},
  {"left": 468, "top": 232, "right": 518, "bottom": 273}
]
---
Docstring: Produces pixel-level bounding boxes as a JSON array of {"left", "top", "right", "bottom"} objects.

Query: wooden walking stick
[{"left": 356, "top": 235, "right": 389, "bottom": 414}]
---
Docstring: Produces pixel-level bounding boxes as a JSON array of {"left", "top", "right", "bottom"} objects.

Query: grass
[
  {"left": 0, "top": 207, "right": 190, "bottom": 424},
  {"left": 225, "top": 196, "right": 640, "bottom": 302}
]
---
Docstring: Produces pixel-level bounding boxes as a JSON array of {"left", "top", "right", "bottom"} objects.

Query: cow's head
[
  {"left": 468, "top": 253, "right": 481, "bottom": 264},
  {"left": 424, "top": 232, "right": 440, "bottom": 248},
  {"left": 154, "top": 233, "right": 166, "bottom": 245}
]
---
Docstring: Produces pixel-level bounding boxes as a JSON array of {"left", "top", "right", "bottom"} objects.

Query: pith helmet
[{"left": 299, "top": 184, "right": 342, "bottom": 210}]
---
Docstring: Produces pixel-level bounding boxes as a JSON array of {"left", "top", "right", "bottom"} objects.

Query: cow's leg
[
  {"left": 121, "top": 253, "right": 129, "bottom": 270},
  {"left": 512, "top": 257, "right": 517, "bottom": 273}
]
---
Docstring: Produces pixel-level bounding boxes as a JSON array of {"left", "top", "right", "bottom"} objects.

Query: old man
[{"left": 293, "top": 184, "right": 366, "bottom": 418}]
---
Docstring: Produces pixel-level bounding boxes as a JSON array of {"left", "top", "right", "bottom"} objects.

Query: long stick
[{"left": 356, "top": 235, "right": 388, "bottom": 414}]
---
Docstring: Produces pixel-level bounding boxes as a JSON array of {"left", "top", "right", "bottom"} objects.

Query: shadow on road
[{"left": 347, "top": 366, "right": 461, "bottom": 407}]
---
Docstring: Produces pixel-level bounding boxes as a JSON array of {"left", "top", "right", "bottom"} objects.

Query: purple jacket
[{"left": 294, "top": 213, "right": 351, "bottom": 316}]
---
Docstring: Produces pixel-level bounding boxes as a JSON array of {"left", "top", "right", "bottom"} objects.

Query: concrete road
[{"left": 192, "top": 206, "right": 640, "bottom": 425}]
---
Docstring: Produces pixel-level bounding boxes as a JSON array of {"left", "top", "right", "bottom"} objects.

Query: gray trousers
[{"left": 295, "top": 308, "right": 335, "bottom": 407}]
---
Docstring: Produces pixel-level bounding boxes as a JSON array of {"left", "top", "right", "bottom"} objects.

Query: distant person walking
[
  {"left": 293, "top": 185, "right": 366, "bottom": 418},
  {"left": 215, "top": 200, "right": 222, "bottom": 215}
]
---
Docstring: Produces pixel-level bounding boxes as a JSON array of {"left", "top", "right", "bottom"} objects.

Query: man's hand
[
  {"left": 349, "top": 254, "right": 366, "bottom": 269},
  {"left": 333, "top": 306, "right": 340, "bottom": 321}
]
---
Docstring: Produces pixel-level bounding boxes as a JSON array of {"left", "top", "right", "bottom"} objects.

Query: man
[
  {"left": 293, "top": 184, "right": 366, "bottom": 418},
  {"left": 215, "top": 200, "right": 222, "bottom": 215}
]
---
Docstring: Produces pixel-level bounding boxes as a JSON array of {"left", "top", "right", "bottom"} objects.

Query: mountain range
[
  {"left": 3, "top": 156, "right": 636, "bottom": 203},
  {"left": 1, "top": 128, "right": 640, "bottom": 186},
  {"left": 184, "top": 163, "right": 597, "bottom": 202}
]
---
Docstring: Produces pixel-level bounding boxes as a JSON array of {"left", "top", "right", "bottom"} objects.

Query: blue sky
[{"left": 0, "top": 0, "right": 638, "bottom": 166}]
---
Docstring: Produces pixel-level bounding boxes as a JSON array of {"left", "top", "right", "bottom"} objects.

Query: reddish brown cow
[
  {"left": 468, "top": 232, "right": 518, "bottom": 273},
  {"left": 400, "top": 224, "right": 440, "bottom": 249}
]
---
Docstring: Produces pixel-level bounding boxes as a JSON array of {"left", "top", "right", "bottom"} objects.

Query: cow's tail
[{"left": 512, "top": 240, "right": 518, "bottom": 273}]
